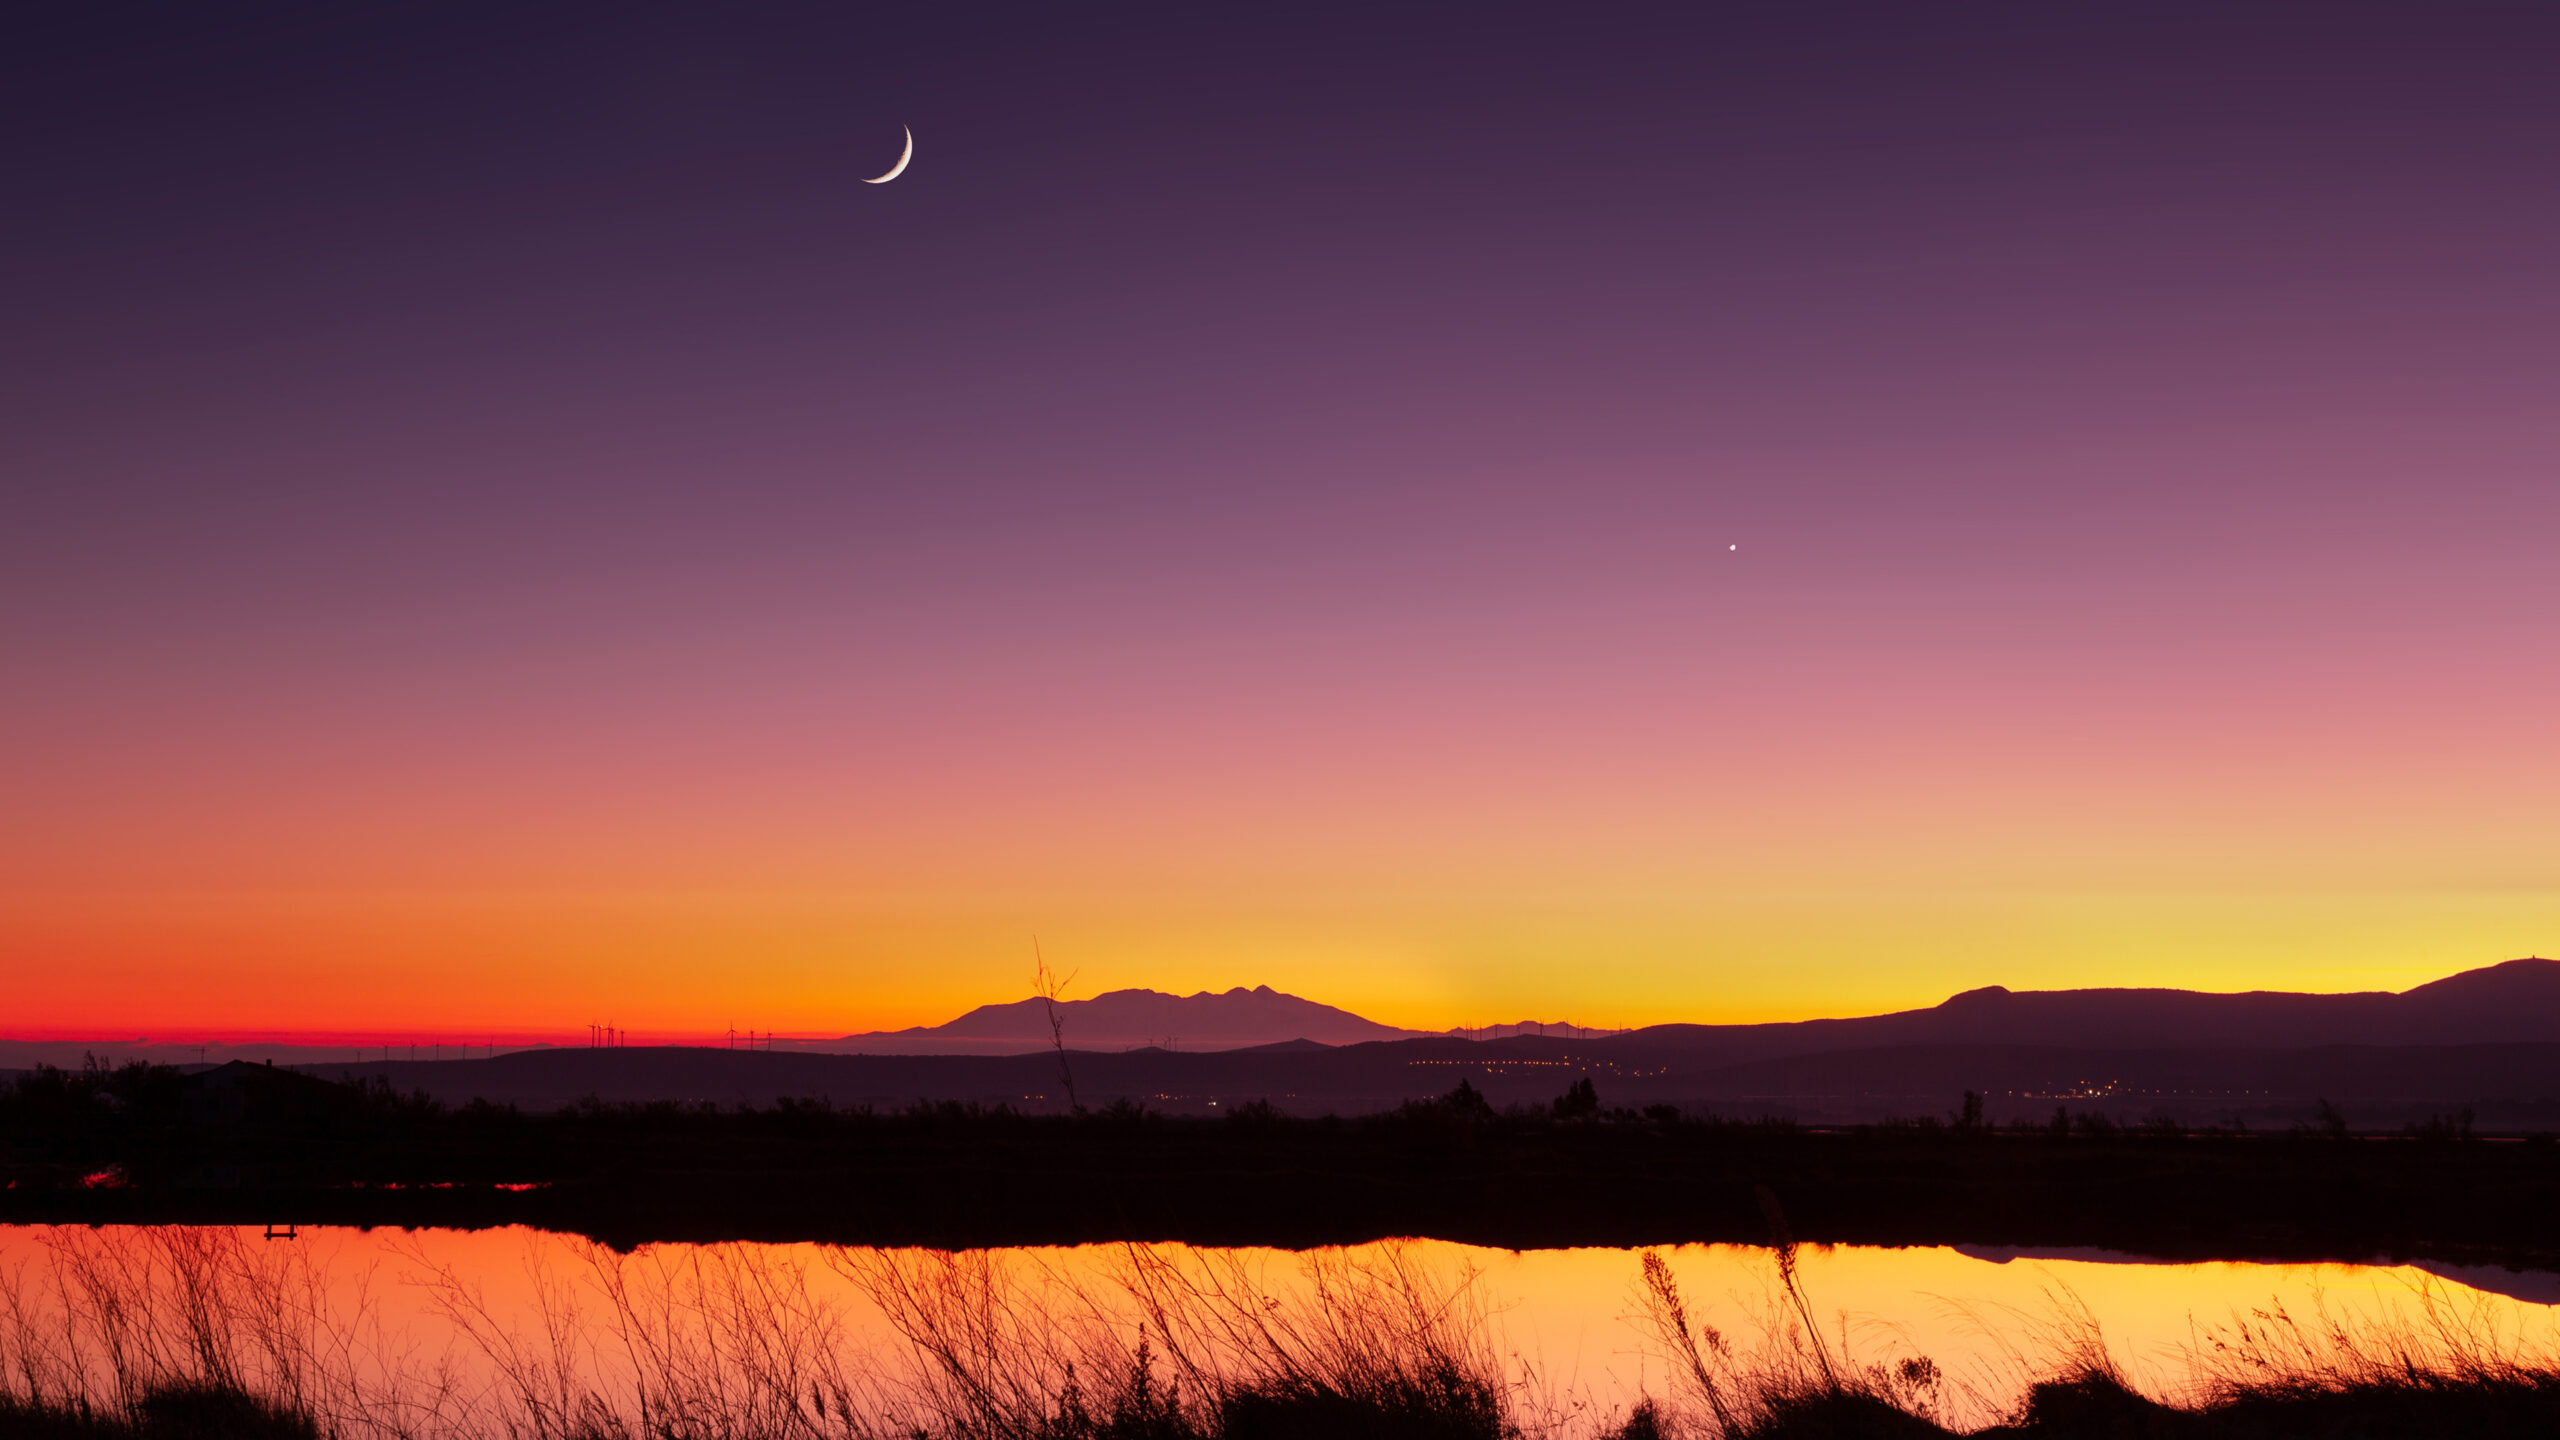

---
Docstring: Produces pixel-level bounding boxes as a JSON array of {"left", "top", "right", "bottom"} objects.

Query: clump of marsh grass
[
  {"left": 0, "top": 1227, "right": 466, "bottom": 1439},
  {"left": 1118, "top": 1241, "right": 1507, "bottom": 1439},
  {"left": 2171, "top": 1278, "right": 2560, "bottom": 1433},
  {"left": 830, "top": 1240, "right": 1513, "bottom": 1440},
  {"left": 1630, "top": 1247, "right": 1955, "bottom": 1439},
  {"left": 1628, "top": 1187, "right": 1970, "bottom": 1439},
  {"left": 402, "top": 1235, "right": 897, "bottom": 1440}
]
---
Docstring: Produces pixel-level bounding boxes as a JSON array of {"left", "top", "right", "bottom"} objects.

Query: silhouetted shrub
[
  {"left": 2406, "top": 1108, "right": 2478, "bottom": 1143},
  {"left": 1554, "top": 1078, "right": 1601, "bottom": 1121},
  {"left": 1601, "top": 1397, "right": 1668, "bottom": 1440},
  {"left": 1223, "top": 1098, "right": 1282, "bottom": 1129},
  {"left": 2007, "top": 1369, "right": 2172, "bottom": 1436}
]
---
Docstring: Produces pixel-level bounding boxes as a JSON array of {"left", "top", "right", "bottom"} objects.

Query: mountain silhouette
[
  {"left": 810, "top": 985, "right": 1425, "bottom": 1055},
  {"left": 1606, "top": 956, "right": 2560, "bottom": 1065},
  {"left": 790, "top": 959, "right": 2560, "bottom": 1060},
  {"left": 274, "top": 959, "right": 2560, "bottom": 1124}
]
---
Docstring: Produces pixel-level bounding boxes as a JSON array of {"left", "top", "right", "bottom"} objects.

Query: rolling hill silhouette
[{"left": 1604, "top": 956, "right": 2560, "bottom": 1064}]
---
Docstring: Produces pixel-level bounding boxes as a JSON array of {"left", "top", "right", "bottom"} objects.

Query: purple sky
[{"left": 5, "top": 3, "right": 2556, "bottom": 1034}]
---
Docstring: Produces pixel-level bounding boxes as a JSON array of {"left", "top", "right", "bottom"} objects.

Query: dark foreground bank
[
  {"left": 8, "top": 1349, "right": 2560, "bottom": 1439},
  {"left": 6, "top": 1060, "right": 2560, "bottom": 1266},
  {"left": 15, "top": 1363, "right": 2560, "bottom": 1434}
]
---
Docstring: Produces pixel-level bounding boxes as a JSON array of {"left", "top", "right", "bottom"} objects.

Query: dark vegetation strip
[
  {"left": 7, "top": 1061, "right": 2560, "bottom": 1266},
  {"left": 0, "top": 1387, "right": 317, "bottom": 1440}
]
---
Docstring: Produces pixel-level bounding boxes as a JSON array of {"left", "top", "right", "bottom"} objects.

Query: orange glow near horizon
[
  {"left": 8, "top": 579, "right": 2552, "bottom": 1035},
  {"left": 4, "top": 871, "right": 2549, "bottom": 1039}
]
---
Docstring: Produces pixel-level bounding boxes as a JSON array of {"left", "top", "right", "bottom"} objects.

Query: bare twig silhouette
[{"left": 1033, "top": 939, "right": 1081, "bottom": 1113}]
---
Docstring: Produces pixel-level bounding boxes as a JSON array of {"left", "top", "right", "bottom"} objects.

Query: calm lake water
[{"left": 3, "top": 1226, "right": 2554, "bottom": 1435}]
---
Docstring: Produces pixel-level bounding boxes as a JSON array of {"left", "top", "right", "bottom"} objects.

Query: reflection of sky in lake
[
  {"left": 3, "top": 1228, "right": 2553, "bottom": 1434},
  {"left": 1954, "top": 1243, "right": 2560, "bottom": 1309}
]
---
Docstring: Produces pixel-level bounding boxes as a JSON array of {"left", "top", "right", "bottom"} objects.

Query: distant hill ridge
[
  {"left": 804, "top": 959, "right": 2560, "bottom": 1058},
  {"left": 265, "top": 958, "right": 2560, "bottom": 1121},
  {"left": 18, "top": 960, "right": 2549, "bottom": 1072},
  {"left": 1609, "top": 956, "right": 2560, "bottom": 1064}
]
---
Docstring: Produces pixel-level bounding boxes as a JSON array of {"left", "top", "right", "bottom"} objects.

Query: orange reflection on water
[{"left": 1, "top": 1226, "right": 2553, "bottom": 1435}]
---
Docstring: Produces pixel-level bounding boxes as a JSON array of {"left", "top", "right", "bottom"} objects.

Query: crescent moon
[{"left": 864, "top": 126, "right": 913, "bottom": 184}]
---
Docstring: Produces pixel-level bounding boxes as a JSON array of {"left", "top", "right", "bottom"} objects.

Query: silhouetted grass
[
  {"left": 1622, "top": 1210, "right": 2560, "bottom": 1438},
  {"left": 10, "top": 1224, "right": 2560, "bottom": 1437},
  {"left": 820, "top": 1240, "right": 1510, "bottom": 1440}
]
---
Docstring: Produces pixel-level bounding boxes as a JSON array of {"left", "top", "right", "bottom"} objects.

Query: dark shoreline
[
  {"left": 12, "top": 1125, "right": 2560, "bottom": 1272},
  {"left": 11, "top": 1060, "right": 2560, "bottom": 1266}
]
